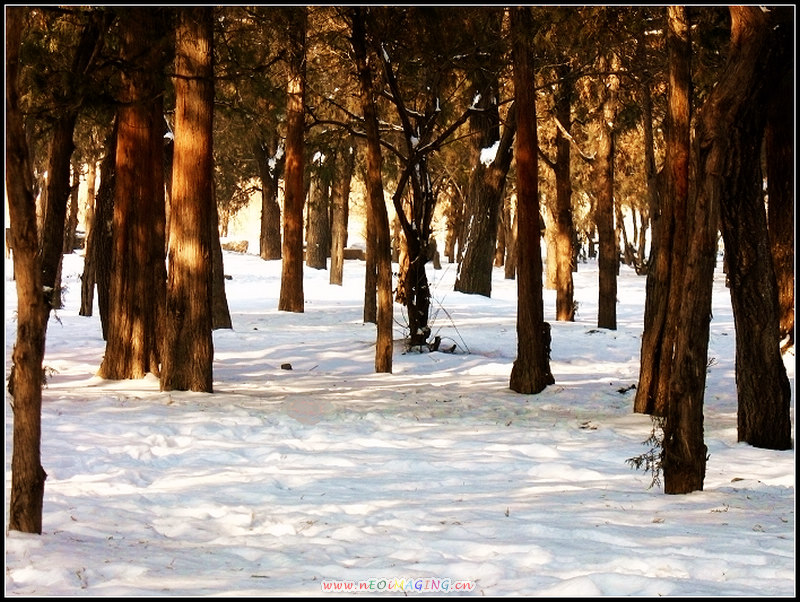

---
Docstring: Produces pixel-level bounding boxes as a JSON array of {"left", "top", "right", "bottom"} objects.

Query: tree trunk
[
  {"left": 330, "top": 145, "right": 354, "bottom": 286},
  {"left": 595, "top": 55, "right": 619, "bottom": 330},
  {"left": 93, "top": 124, "right": 117, "bottom": 339},
  {"left": 62, "top": 163, "right": 80, "bottom": 254},
  {"left": 6, "top": 6, "right": 48, "bottom": 534},
  {"left": 256, "top": 133, "right": 283, "bottom": 260},
  {"left": 79, "top": 160, "right": 98, "bottom": 316},
  {"left": 764, "top": 39, "right": 794, "bottom": 353},
  {"left": 552, "top": 67, "right": 576, "bottom": 321},
  {"left": 503, "top": 194, "right": 517, "bottom": 280},
  {"left": 508, "top": 7, "right": 554, "bottom": 395},
  {"left": 161, "top": 7, "right": 215, "bottom": 393},
  {"left": 98, "top": 8, "right": 168, "bottom": 380},
  {"left": 305, "top": 174, "right": 330, "bottom": 270},
  {"left": 210, "top": 190, "right": 233, "bottom": 330},
  {"left": 714, "top": 6, "right": 792, "bottom": 450},
  {"left": 636, "top": 6, "right": 691, "bottom": 417},
  {"left": 352, "top": 7, "right": 393, "bottom": 372},
  {"left": 278, "top": 7, "right": 307, "bottom": 313}
]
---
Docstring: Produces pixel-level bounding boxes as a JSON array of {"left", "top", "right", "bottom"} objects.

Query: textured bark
[
  {"left": 305, "top": 176, "right": 330, "bottom": 270},
  {"left": 714, "top": 7, "right": 792, "bottom": 450},
  {"left": 352, "top": 8, "right": 393, "bottom": 372},
  {"left": 210, "top": 194, "right": 233, "bottom": 330},
  {"left": 455, "top": 101, "right": 516, "bottom": 297},
  {"left": 330, "top": 146, "right": 354, "bottom": 286},
  {"left": 161, "top": 7, "right": 215, "bottom": 393},
  {"left": 98, "top": 9, "right": 168, "bottom": 380},
  {"left": 636, "top": 7, "right": 691, "bottom": 417},
  {"left": 278, "top": 8, "right": 307, "bottom": 313},
  {"left": 79, "top": 160, "right": 98, "bottom": 316},
  {"left": 92, "top": 125, "right": 117, "bottom": 339},
  {"left": 595, "top": 55, "right": 619, "bottom": 331},
  {"left": 508, "top": 7, "right": 554, "bottom": 395}
]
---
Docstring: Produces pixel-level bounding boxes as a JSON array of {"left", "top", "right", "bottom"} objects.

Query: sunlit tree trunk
[
  {"left": 330, "top": 145, "right": 354, "bottom": 286},
  {"left": 161, "top": 7, "right": 215, "bottom": 393},
  {"left": 278, "top": 7, "right": 307, "bottom": 313},
  {"left": 352, "top": 7, "right": 393, "bottom": 372},
  {"left": 79, "top": 160, "right": 98, "bottom": 316},
  {"left": 98, "top": 8, "right": 168, "bottom": 380},
  {"left": 6, "top": 6, "right": 47, "bottom": 534},
  {"left": 509, "top": 6, "right": 554, "bottom": 395},
  {"left": 306, "top": 172, "right": 330, "bottom": 270}
]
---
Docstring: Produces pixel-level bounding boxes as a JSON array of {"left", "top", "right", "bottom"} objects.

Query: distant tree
[
  {"left": 330, "top": 144, "right": 355, "bottom": 286},
  {"left": 6, "top": 6, "right": 48, "bottom": 535},
  {"left": 161, "top": 7, "right": 215, "bottom": 393},
  {"left": 98, "top": 8, "right": 170, "bottom": 379},
  {"left": 278, "top": 7, "right": 307, "bottom": 313},
  {"left": 714, "top": 6, "right": 792, "bottom": 451},
  {"left": 305, "top": 152, "right": 332, "bottom": 270},
  {"left": 509, "top": 6, "right": 554, "bottom": 395},
  {"left": 351, "top": 7, "right": 393, "bottom": 372}
]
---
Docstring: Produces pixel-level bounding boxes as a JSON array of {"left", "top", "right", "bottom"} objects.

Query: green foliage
[{"left": 626, "top": 415, "right": 665, "bottom": 489}]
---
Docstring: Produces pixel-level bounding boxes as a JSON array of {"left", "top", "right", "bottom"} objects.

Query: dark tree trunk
[
  {"left": 508, "top": 7, "right": 554, "bottom": 395},
  {"left": 636, "top": 6, "right": 691, "bottom": 418},
  {"left": 352, "top": 7, "right": 393, "bottom": 372},
  {"left": 552, "top": 67, "right": 576, "bottom": 321},
  {"left": 93, "top": 124, "right": 117, "bottom": 339},
  {"left": 305, "top": 175, "right": 330, "bottom": 270},
  {"left": 256, "top": 132, "right": 283, "bottom": 261},
  {"left": 764, "top": 41, "right": 794, "bottom": 353},
  {"left": 455, "top": 101, "right": 516, "bottom": 297},
  {"left": 62, "top": 163, "right": 80, "bottom": 254},
  {"left": 98, "top": 8, "right": 168, "bottom": 380},
  {"left": 330, "top": 145, "right": 354, "bottom": 286},
  {"left": 503, "top": 194, "right": 517, "bottom": 280},
  {"left": 595, "top": 55, "right": 619, "bottom": 331},
  {"left": 278, "top": 7, "right": 307, "bottom": 313},
  {"left": 714, "top": 6, "right": 792, "bottom": 450},
  {"left": 6, "top": 6, "right": 47, "bottom": 534},
  {"left": 161, "top": 6, "right": 215, "bottom": 393},
  {"left": 210, "top": 191, "right": 233, "bottom": 330}
]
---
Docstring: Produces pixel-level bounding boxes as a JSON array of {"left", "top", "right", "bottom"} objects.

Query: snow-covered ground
[{"left": 5, "top": 248, "right": 795, "bottom": 596}]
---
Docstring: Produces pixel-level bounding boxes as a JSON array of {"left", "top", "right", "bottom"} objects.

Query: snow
[
  {"left": 480, "top": 140, "right": 500, "bottom": 166},
  {"left": 4, "top": 249, "right": 795, "bottom": 597}
]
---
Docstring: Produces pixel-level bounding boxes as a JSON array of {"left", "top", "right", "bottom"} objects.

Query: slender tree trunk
[
  {"left": 161, "top": 6, "right": 215, "bottom": 393},
  {"left": 596, "top": 55, "right": 619, "bottom": 330},
  {"left": 503, "top": 194, "right": 517, "bottom": 280},
  {"left": 306, "top": 175, "right": 330, "bottom": 270},
  {"left": 636, "top": 6, "right": 690, "bottom": 417},
  {"left": 714, "top": 6, "right": 792, "bottom": 450},
  {"left": 553, "top": 67, "right": 576, "bottom": 321},
  {"left": 509, "top": 7, "right": 554, "bottom": 395},
  {"left": 93, "top": 124, "right": 117, "bottom": 340},
  {"left": 79, "top": 160, "right": 98, "bottom": 316},
  {"left": 6, "top": 7, "right": 47, "bottom": 534},
  {"left": 278, "top": 7, "right": 307, "bottom": 313},
  {"left": 63, "top": 163, "right": 80, "bottom": 254},
  {"left": 210, "top": 188, "right": 233, "bottom": 330},
  {"left": 330, "top": 145, "right": 354, "bottom": 286},
  {"left": 98, "top": 8, "right": 168, "bottom": 380},
  {"left": 352, "top": 7, "right": 393, "bottom": 372}
]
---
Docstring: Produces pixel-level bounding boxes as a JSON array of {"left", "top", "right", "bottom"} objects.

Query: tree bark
[
  {"left": 636, "top": 6, "right": 691, "bottom": 417},
  {"left": 305, "top": 173, "right": 330, "bottom": 270},
  {"left": 256, "top": 132, "right": 283, "bottom": 260},
  {"left": 595, "top": 54, "right": 619, "bottom": 330},
  {"left": 98, "top": 8, "right": 168, "bottom": 380},
  {"left": 93, "top": 124, "right": 117, "bottom": 339},
  {"left": 161, "top": 6, "right": 215, "bottom": 393},
  {"left": 278, "top": 7, "right": 307, "bottom": 313},
  {"left": 6, "top": 6, "right": 48, "bottom": 534},
  {"left": 714, "top": 6, "right": 792, "bottom": 450},
  {"left": 330, "top": 145, "right": 354, "bottom": 286},
  {"left": 79, "top": 160, "right": 98, "bottom": 316},
  {"left": 210, "top": 190, "right": 233, "bottom": 330},
  {"left": 509, "top": 7, "right": 554, "bottom": 395},
  {"left": 352, "top": 7, "right": 393, "bottom": 372}
]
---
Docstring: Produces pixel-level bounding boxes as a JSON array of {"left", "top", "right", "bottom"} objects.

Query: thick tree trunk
[
  {"left": 278, "top": 8, "right": 307, "bottom": 313},
  {"left": 330, "top": 145, "right": 354, "bottom": 286},
  {"left": 508, "top": 7, "right": 554, "bottom": 395},
  {"left": 6, "top": 7, "right": 48, "bottom": 534},
  {"left": 765, "top": 46, "right": 794, "bottom": 352},
  {"left": 595, "top": 56, "right": 619, "bottom": 330},
  {"left": 93, "top": 125, "right": 117, "bottom": 339},
  {"left": 714, "top": 7, "right": 792, "bottom": 450},
  {"left": 352, "top": 7, "right": 393, "bottom": 372},
  {"left": 161, "top": 7, "right": 215, "bottom": 393},
  {"left": 98, "top": 8, "right": 168, "bottom": 380}
]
